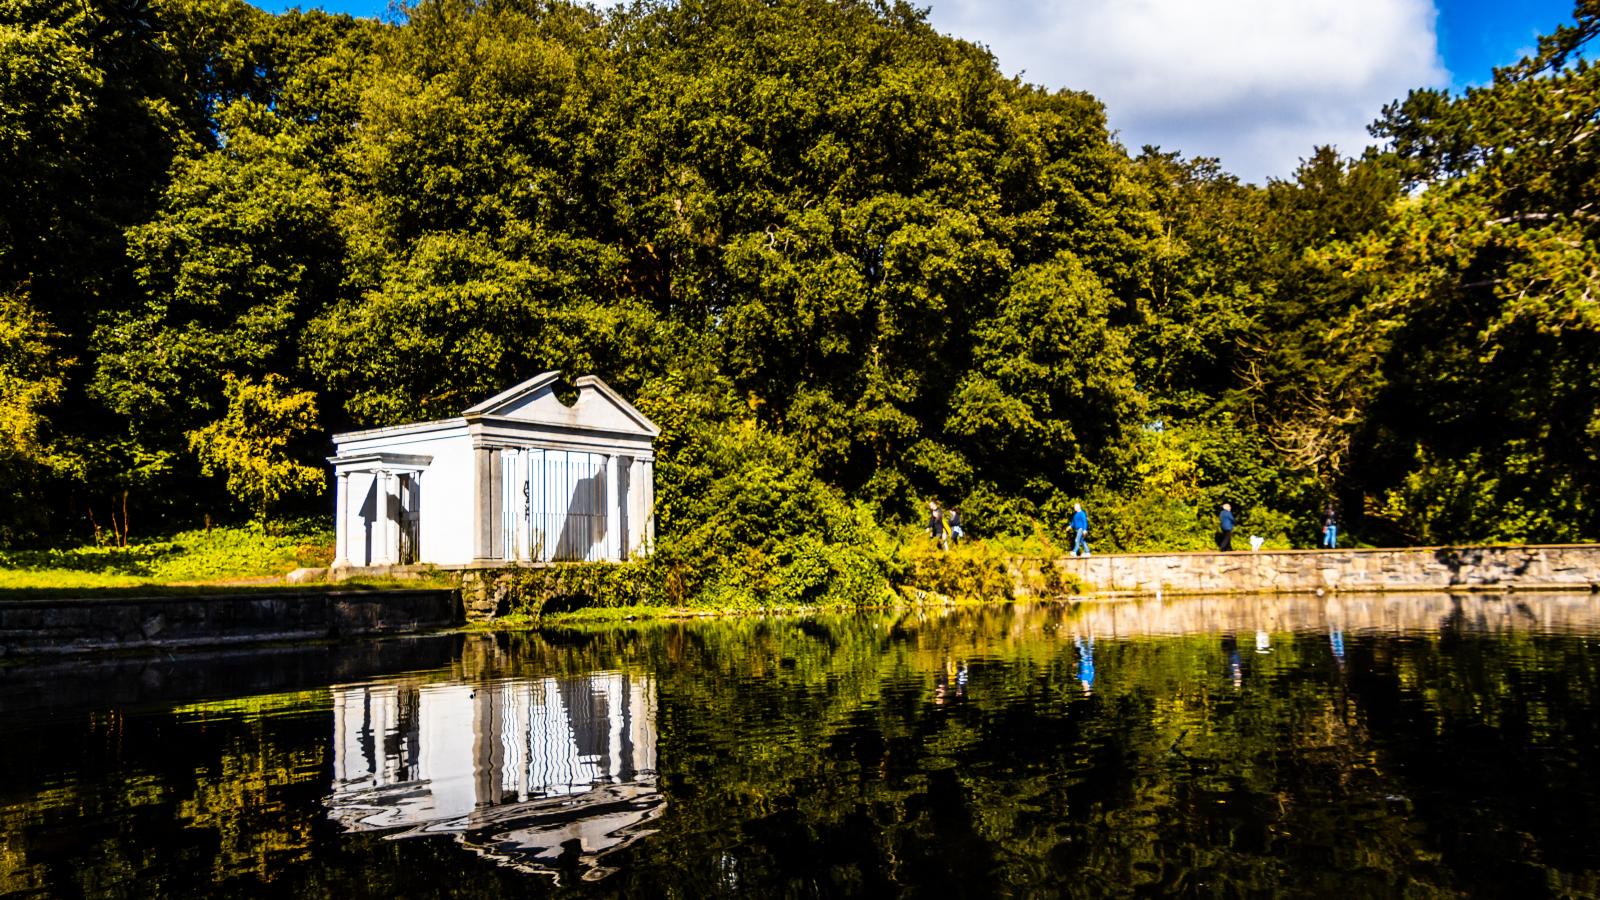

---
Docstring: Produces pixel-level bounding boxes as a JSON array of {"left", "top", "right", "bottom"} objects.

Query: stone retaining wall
[
  {"left": 1019, "top": 545, "right": 1600, "bottom": 597},
  {"left": 0, "top": 589, "right": 461, "bottom": 656}
]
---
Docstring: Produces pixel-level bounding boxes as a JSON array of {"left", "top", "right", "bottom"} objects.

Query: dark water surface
[{"left": 4, "top": 593, "right": 1600, "bottom": 897}]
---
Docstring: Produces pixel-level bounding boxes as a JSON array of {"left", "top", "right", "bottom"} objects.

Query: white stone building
[{"left": 328, "top": 373, "right": 658, "bottom": 568}]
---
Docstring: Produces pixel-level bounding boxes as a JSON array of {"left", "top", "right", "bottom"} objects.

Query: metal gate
[{"left": 502, "top": 450, "right": 612, "bottom": 562}]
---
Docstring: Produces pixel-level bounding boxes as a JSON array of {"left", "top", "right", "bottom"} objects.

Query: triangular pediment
[{"left": 463, "top": 373, "right": 660, "bottom": 436}]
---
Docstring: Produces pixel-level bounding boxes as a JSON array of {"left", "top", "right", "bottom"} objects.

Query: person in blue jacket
[
  {"left": 1218, "top": 503, "right": 1235, "bottom": 551},
  {"left": 1070, "top": 503, "right": 1090, "bottom": 557}
]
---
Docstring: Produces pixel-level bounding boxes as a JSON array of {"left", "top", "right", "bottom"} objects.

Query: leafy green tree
[
  {"left": 1242, "top": 147, "right": 1401, "bottom": 493},
  {"left": 1330, "top": 0, "right": 1600, "bottom": 542},
  {"left": 0, "top": 291, "right": 64, "bottom": 463},
  {"left": 187, "top": 373, "right": 322, "bottom": 521},
  {"left": 648, "top": 418, "right": 894, "bottom": 609},
  {"left": 307, "top": 231, "right": 651, "bottom": 424},
  {"left": 0, "top": 290, "right": 69, "bottom": 541},
  {"left": 948, "top": 252, "right": 1144, "bottom": 500},
  {"left": 4, "top": 0, "right": 1599, "bottom": 567},
  {"left": 1127, "top": 150, "right": 1267, "bottom": 414},
  {"left": 95, "top": 107, "right": 344, "bottom": 435}
]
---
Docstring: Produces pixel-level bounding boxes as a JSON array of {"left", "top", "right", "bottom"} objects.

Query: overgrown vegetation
[{"left": 3, "top": 0, "right": 1598, "bottom": 606}]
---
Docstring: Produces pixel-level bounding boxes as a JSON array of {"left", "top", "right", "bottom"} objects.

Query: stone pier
[{"left": 1016, "top": 544, "right": 1600, "bottom": 597}]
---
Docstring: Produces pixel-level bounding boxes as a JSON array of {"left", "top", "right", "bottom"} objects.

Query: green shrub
[
  {"left": 1085, "top": 491, "right": 1215, "bottom": 553},
  {"left": 900, "top": 542, "right": 1014, "bottom": 602},
  {"left": 651, "top": 421, "right": 896, "bottom": 609}
]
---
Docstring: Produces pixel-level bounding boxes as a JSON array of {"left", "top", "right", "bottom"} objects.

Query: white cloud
[{"left": 924, "top": 0, "right": 1450, "bottom": 183}]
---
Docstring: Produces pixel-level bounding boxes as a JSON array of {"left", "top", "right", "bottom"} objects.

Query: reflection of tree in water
[
  {"left": 0, "top": 693, "right": 333, "bottom": 894},
  {"left": 582, "top": 598, "right": 1600, "bottom": 896}
]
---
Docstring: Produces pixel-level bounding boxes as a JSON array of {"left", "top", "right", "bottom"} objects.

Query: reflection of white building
[{"left": 327, "top": 672, "right": 660, "bottom": 879}]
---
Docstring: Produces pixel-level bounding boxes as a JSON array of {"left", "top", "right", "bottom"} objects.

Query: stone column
[
  {"left": 616, "top": 456, "right": 632, "bottom": 560},
  {"left": 375, "top": 470, "right": 393, "bottom": 565},
  {"left": 641, "top": 459, "right": 655, "bottom": 555},
  {"left": 604, "top": 454, "right": 621, "bottom": 561},
  {"left": 626, "top": 457, "right": 645, "bottom": 558},
  {"left": 333, "top": 470, "right": 351, "bottom": 567},
  {"left": 473, "top": 446, "right": 504, "bottom": 562}
]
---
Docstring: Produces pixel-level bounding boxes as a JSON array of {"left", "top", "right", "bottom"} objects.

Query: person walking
[
  {"left": 928, "top": 500, "right": 946, "bottom": 550},
  {"left": 1217, "top": 503, "right": 1235, "bottom": 552},
  {"left": 1070, "top": 503, "right": 1090, "bottom": 557},
  {"left": 1321, "top": 507, "right": 1338, "bottom": 549},
  {"left": 947, "top": 507, "right": 964, "bottom": 545}
]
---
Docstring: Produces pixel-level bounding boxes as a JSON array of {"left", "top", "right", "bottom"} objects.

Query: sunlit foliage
[{"left": 2, "top": 0, "right": 1598, "bottom": 590}]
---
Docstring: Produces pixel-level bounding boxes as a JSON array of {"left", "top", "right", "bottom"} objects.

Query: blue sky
[
  {"left": 247, "top": 0, "right": 1580, "bottom": 182},
  {"left": 1437, "top": 0, "right": 1573, "bottom": 88}
]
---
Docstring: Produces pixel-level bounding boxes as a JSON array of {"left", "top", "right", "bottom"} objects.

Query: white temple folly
[{"left": 328, "top": 373, "right": 658, "bottom": 568}]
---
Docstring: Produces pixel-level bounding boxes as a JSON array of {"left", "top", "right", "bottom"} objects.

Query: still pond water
[{"left": 4, "top": 594, "right": 1600, "bottom": 897}]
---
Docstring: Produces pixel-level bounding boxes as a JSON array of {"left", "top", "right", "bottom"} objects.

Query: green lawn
[{"left": 0, "top": 525, "right": 335, "bottom": 595}]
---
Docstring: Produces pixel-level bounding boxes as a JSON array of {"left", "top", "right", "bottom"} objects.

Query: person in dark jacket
[
  {"left": 928, "top": 500, "right": 946, "bottom": 550},
  {"left": 1218, "top": 503, "right": 1235, "bottom": 552},
  {"left": 948, "top": 507, "right": 964, "bottom": 545},
  {"left": 1321, "top": 507, "right": 1338, "bottom": 549}
]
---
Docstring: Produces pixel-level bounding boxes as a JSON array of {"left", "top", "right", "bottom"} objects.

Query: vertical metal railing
[
  {"left": 525, "top": 451, "right": 608, "bottom": 562},
  {"left": 398, "top": 474, "right": 420, "bottom": 564}
]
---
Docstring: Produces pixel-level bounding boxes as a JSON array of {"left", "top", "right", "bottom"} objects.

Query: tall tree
[{"left": 1333, "top": 0, "right": 1600, "bottom": 541}]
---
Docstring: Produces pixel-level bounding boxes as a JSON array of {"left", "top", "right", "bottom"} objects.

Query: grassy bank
[{"left": 0, "top": 525, "right": 335, "bottom": 595}]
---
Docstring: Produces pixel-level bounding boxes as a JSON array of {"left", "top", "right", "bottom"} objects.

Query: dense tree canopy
[{"left": 2, "top": 0, "right": 1598, "bottom": 595}]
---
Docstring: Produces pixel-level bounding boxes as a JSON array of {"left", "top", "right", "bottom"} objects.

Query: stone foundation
[
  {"left": 1021, "top": 544, "right": 1600, "bottom": 597},
  {"left": 457, "top": 563, "right": 656, "bottom": 621}
]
